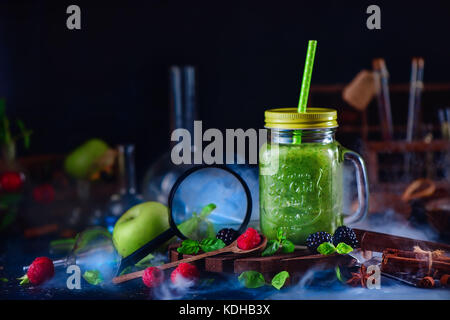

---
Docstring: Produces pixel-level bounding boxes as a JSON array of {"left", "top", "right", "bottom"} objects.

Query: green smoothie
[{"left": 259, "top": 141, "right": 343, "bottom": 244}]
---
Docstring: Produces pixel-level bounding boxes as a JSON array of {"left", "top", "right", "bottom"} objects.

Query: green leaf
[
  {"left": 0, "top": 278, "right": 8, "bottom": 282},
  {"left": 238, "top": 271, "right": 266, "bottom": 289},
  {"left": 205, "top": 220, "right": 217, "bottom": 239},
  {"left": 281, "top": 240, "right": 295, "bottom": 253},
  {"left": 82, "top": 270, "right": 104, "bottom": 285},
  {"left": 199, "top": 238, "right": 225, "bottom": 252},
  {"left": 261, "top": 240, "right": 280, "bottom": 257},
  {"left": 135, "top": 253, "right": 155, "bottom": 269},
  {"left": 276, "top": 228, "right": 286, "bottom": 242},
  {"left": 177, "top": 214, "right": 201, "bottom": 239},
  {"left": 17, "top": 275, "right": 29, "bottom": 285},
  {"left": 335, "top": 266, "right": 345, "bottom": 283},
  {"left": 199, "top": 203, "right": 216, "bottom": 218},
  {"left": 177, "top": 239, "right": 200, "bottom": 255},
  {"left": 271, "top": 271, "right": 289, "bottom": 290},
  {"left": 336, "top": 242, "right": 353, "bottom": 254},
  {"left": 317, "top": 242, "right": 337, "bottom": 255}
]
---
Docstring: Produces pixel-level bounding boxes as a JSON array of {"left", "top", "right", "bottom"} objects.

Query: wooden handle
[
  {"left": 160, "top": 246, "right": 232, "bottom": 270},
  {"left": 112, "top": 246, "right": 232, "bottom": 284},
  {"left": 113, "top": 269, "right": 145, "bottom": 284}
]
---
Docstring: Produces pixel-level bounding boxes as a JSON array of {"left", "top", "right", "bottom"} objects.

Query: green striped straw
[
  {"left": 298, "top": 40, "right": 317, "bottom": 112},
  {"left": 294, "top": 40, "right": 317, "bottom": 144}
]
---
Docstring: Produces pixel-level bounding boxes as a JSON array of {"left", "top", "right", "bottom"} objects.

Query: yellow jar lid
[{"left": 264, "top": 107, "right": 338, "bottom": 129}]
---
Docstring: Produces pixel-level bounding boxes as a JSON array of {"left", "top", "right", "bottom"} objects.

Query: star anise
[{"left": 346, "top": 265, "right": 370, "bottom": 288}]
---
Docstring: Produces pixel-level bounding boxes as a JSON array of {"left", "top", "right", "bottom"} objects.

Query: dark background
[{"left": 0, "top": 0, "right": 449, "bottom": 178}]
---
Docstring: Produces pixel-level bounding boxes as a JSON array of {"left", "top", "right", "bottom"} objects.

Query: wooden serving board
[
  {"left": 168, "top": 228, "right": 450, "bottom": 284},
  {"left": 168, "top": 242, "right": 355, "bottom": 284}
]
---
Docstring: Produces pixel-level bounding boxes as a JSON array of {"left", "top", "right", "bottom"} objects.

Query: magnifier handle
[
  {"left": 115, "top": 228, "right": 175, "bottom": 275},
  {"left": 159, "top": 246, "right": 232, "bottom": 271},
  {"left": 113, "top": 246, "right": 232, "bottom": 284}
]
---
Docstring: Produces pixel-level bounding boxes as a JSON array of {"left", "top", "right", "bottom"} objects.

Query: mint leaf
[
  {"left": 271, "top": 271, "right": 289, "bottom": 290},
  {"left": 238, "top": 271, "right": 266, "bottom": 288},
  {"left": 0, "top": 278, "right": 8, "bottom": 282},
  {"left": 262, "top": 240, "right": 280, "bottom": 257},
  {"left": 281, "top": 240, "right": 295, "bottom": 253},
  {"left": 199, "top": 238, "right": 225, "bottom": 252},
  {"left": 82, "top": 270, "right": 103, "bottom": 285},
  {"left": 276, "top": 228, "right": 286, "bottom": 242},
  {"left": 205, "top": 221, "right": 216, "bottom": 239},
  {"left": 336, "top": 242, "right": 353, "bottom": 254},
  {"left": 317, "top": 242, "right": 337, "bottom": 255},
  {"left": 200, "top": 203, "right": 217, "bottom": 218},
  {"left": 177, "top": 239, "right": 200, "bottom": 255},
  {"left": 335, "top": 266, "right": 345, "bottom": 283}
]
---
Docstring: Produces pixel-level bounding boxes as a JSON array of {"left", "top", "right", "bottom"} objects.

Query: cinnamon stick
[
  {"left": 383, "top": 248, "right": 450, "bottom": 263},
  {"left": 24, "top": 224, "right": 58, "bottom": 238},
  {"left": 353, "top": 229, "right": 450, "bottom": 253},
  {"left": 381, "top": 254, "right": 450, "bottom": 275}
]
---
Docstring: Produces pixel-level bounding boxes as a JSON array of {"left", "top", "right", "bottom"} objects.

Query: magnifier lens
[{"left": 170, "top": 167, "right": 248, "bottom": 240}]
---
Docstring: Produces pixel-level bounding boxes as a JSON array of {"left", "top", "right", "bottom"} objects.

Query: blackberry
[
  {"left": 332, "top": 226, "right": 359, "bottom": 248},
  {"left": 216, "top": 228, "right": 238, "bottom": 245},
  {"left": 306, "top": 231, "right": 332, "bottom": 252}
]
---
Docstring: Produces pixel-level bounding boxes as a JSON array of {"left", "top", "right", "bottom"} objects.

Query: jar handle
[{"left": 343, "top": 150, "right": 369, "bottom": 225}]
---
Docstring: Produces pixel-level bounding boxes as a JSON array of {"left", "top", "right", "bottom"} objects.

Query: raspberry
[
  {"left": 170, "top": 263, "right": 199, "bottom": 284},
  {"left": 21, "top": 257, "right": 54, "bottom": 285},
  {"left": 306, "top": 231, "right": 332, "bottom": 253},
  {"left": 236, "top": 228, "right": 261, "bottom": 250},
  {"left": 333, "top": 226, "right": 359, "bottom": 248},
  {"left": 216, "top": 228, "right": 238, "bottom": 245},
  {"left": 142, "top": 267, "right": 164, "bottom": 288},
  {"left": 0, "top": 172, "right": 23, "bottom": 193}
]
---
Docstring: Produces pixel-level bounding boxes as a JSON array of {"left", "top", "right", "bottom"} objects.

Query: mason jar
[{"left": 259, "top": 107, "right": 368, "bottom": 244}]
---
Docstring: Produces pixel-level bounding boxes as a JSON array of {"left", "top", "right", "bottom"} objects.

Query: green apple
[
  {"left": 64, "top": 138, "right": 110, "bottom": 179},
  {"left": 112, "top": 201, "right": 169, "bottom": 257}
]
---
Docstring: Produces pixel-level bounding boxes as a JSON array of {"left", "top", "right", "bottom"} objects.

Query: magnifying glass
[{"left": 116, "top": 164, "right": 252, "bottom": 275}]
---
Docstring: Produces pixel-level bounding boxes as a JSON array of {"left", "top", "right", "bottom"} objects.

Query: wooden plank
[
  {"left": 233, "top": 250, "right": 311, "bottom": 274},
  {"left": 205, "top": 253, "right": 243, "bottom": 273},
  {"left": 169, "top": 244, "right": 352, "bottom": 275},
  {"left": 281, "top": 254, "right": 354, "bottom": 274}
]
